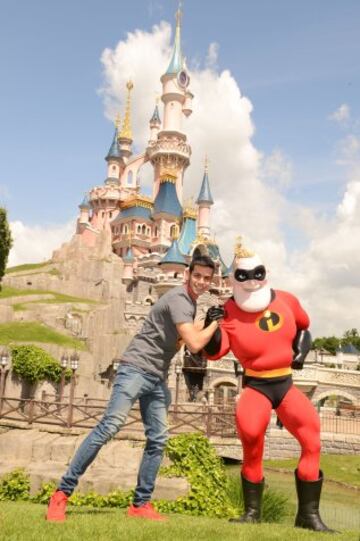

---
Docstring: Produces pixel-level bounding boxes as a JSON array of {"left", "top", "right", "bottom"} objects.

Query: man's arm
[
  {"left": 176, "top": 306, "right": 224, "bottom": 354},
  {"left": 176, "top": 320, "right": 220, "bottom": 354}
]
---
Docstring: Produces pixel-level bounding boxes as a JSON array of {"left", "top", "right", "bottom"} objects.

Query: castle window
[
  {"left": 137, "top": 225, "right": 141, "bottom": 234},
  {"left": 154, "top": 227, "right": 158, "bottom": 237},
  {"left": 124, "top": 225, "right": 128, "bottom": 234},
  {"left": 142, "top": 225, "right": 146, "bottom": 235},
  {"left": 109, "top": 212, "right": 112, "bottom": 218}
]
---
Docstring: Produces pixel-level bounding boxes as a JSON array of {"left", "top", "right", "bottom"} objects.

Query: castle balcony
[{"left": 147, "top": 137, "right": 191, "bottom": 166}]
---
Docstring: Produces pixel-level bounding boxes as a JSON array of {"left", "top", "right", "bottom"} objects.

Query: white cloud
[
  {"left": 97, "top": 21, "right": 360, "bottom": 337},
  {"left": 205, "top": 42, "right": 219, "bottom": 69},
  {"left": 336, "top": 135, "right": 360, "bottom": 166},
  {"left": 260, "top": 148, "right": 293, "bottom": 190},
  {"left": 8, "top": 220, "right": 75, "bottom": 267},
  {"left": 329, "top": 103, "right": 350, "bottom": 124}
]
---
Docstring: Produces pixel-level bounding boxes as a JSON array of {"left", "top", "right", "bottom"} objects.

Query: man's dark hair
[{"left": 189, "top": 255, "right": 216, "bottom": 273}]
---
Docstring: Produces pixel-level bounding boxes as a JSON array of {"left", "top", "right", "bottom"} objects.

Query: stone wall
[{"left": 0, "top": 428, "right": 189, "bottom": 499}]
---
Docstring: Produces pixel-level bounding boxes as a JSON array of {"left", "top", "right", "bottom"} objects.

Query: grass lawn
[
  {"left": 0, "top": 501, "right": 358, "bottom": 541},
  {"left": 264, "top": 455, "right": 360, "bottom": 488},
  {"left": 0, "top": 322, "right": 87, "bottom": 350},
  {"left": 5, "top": 262, "right": 51, "bottom": 274},
  {"left": 227, "top": 455, "right": 360, "bottom": 531},
  {"left": 0, "top": 286, "right": 97, "bottom": 305}
]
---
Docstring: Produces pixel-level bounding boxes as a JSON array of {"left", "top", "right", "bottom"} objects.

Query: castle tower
[
  {"left": 196, "top": 157, "right": 214, "bottom": 239},
  {"left": 147, "top": 4, "right": 193, "bottom": 205},
  {"left": 153, "top": 173, "right": 182, "bottom": 252},
  {"left": 105, "top": 114, "right": 123, "bottom": 185},
  {"left": 178, "top": 200, "right": 197, "bottom": 255},
  {"left": 148, "top": 101, "right": 161, "bottom": 144},
  {"left": 76, "top": 193, "right": 91, "bottom": 235}
]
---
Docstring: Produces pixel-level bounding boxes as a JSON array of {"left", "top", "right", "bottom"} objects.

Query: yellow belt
[{"left": 245, "top": 367, "right": 292, "bottom": 378}]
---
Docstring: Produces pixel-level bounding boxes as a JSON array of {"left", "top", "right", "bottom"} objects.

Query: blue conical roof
[
  {"left": 196, "top": 171, "right": 214, "bottom": 205},
  {"left": 123, "top": 247, "right": 134, "bottom": 263},
  {"left": 165, "top": 10, "right": 183, "bottom": 75},
  {"left": 154, "top": 179, "right": 182, "bottom": 217},
  {"left": 160, "top": 239, "right": 187, "bottom": 266},
  {"left": 106, "top": 127, "right": 121, "bottom": 160},
  {"left": 79, "top": 193, "right": 90, "bottom": 209},
  {"left": 178, "top": 215, "right": 197, "bottom": 255},
  {"left": 150, "top": 104, "right": 161, "bottom": 125}
]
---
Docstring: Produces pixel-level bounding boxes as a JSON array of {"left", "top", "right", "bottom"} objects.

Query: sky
[{"left": 1, "top": 0, "right": 360, "bottom": 337}]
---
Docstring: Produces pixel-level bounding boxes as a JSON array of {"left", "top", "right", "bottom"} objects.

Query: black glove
[
  {"left": 204, "top": 305, "right": 225, "bottom": 328},
  {"left": 292, "top": 329, "right": 312, "bottom": 370}
]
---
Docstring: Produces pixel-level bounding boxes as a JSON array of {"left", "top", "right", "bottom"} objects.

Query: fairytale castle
[{"left": 75, "top": 6, "right": 228, "bottom": 292}]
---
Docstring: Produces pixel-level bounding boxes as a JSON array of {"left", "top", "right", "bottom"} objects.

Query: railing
[{"left": 0, "top": 396, "right": 359, "bottom": 436}]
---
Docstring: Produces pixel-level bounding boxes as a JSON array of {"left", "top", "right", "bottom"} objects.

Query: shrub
[
  {"left": 156, "top": 433, "right": 236, "bottom": 517},
  {"left": 0, "top": 469, "right": 30, "bottom": 501},
  {"left": 11, "top": 345, "right": 71, "bottom": 384}
]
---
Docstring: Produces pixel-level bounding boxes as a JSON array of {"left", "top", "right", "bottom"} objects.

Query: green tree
[
  {"left": 312, "top": 336, "right": 340, "bottom": 355},
  {"left": 342, "top": 328, "right": 360, "bottom": 351},
  {"left": 0, "top": 207, "right": 13, "bottom": 290}
]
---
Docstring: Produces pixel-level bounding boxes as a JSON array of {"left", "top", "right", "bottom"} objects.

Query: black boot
[
  {"left": 230, "top": 475, "right": 264, "bottom": 523},
  {"left": 294, "top": 469, "right": 335, "bottom": 532}
]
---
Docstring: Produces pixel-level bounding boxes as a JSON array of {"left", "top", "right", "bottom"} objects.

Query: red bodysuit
[{"left": 208, "top": 290, "right": 321, "bottom": 483}]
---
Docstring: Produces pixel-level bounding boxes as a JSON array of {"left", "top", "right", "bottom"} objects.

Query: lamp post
[
  {"left": 174, "top": 358, "right": 182, "bottom": 416},
  {"left": 58, "top": 353, "right": 69, "bottom": 405},
  {"left": 0, "top": 349, "right": 9, "bottom": 416},
  {"left": 67, "top": 351, "right": 79, "bottom": 427}
]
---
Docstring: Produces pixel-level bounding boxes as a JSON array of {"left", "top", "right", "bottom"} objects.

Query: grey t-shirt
[{"left": 121, "top": 285, "right": 196, "bottom": 380}]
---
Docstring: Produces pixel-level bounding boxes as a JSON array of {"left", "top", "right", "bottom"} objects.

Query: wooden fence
[{"left": 0, "top": 395, "right": 359, "bottom": 436}]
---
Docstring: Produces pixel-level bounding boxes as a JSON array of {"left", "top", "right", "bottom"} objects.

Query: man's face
[{"left": 188, "top": 265, "right": 214, "bottom": 297}]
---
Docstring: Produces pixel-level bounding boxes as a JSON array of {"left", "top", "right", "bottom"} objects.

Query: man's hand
[{"left": 204, "top": 305, "right": 225, "bottom": 328}]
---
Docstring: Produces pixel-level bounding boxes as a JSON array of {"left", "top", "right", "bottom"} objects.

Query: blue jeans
[{"left": 58, "top": 363, "right": 171, "bottom": 505}]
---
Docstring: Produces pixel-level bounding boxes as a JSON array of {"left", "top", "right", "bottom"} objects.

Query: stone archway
[
  {"left": 209, "top": 376, "right": 238, "bottom": 407},
  {"left": 316, "top": 390, "right": 358, "bottom": 408}
]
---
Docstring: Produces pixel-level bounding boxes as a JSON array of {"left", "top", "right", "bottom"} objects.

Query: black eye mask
[{"left": 234, "top": 265, "right": 266, "bottom": 283}]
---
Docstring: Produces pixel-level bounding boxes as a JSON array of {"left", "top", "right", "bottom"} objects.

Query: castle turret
[
  {"left": 196, "top": 157, "right": 214, "bottom": 239},
  {"left": 159, "top": 237, "right": 187, "bottom": 274},
  {"left": 105, "top": 114, "right": 122, "bottom": 185},
  {"left": 148, "top": 101, "right": 161, "bottom": 144},
  {"left": 78, "top": 193, "right": 90, "bottom": 226},
  {"left": 122, "top": 247, "right": 135, "bottom": 284}
]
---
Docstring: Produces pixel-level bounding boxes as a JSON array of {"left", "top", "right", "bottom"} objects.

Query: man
[
  {"left": 205, "top": 243, "right": 333, "bottom": 533},
  {"left": 46, "top": 255, "right": 222, "bottom": 522}
]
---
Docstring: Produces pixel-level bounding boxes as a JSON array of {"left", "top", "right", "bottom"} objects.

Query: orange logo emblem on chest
[{"left": 256, "top": 310, "right": 283, "bottom": 332}]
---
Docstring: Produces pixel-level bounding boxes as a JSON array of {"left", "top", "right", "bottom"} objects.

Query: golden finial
[
  {"left": 183, "top": 197, "right": 197, "bottom": 219},
  {"left": 115, "top": 113, "right": 121, "bottom": 131},
  {"left": 120, "top": 80, "right": 134, "bottom": 140},
  {"left": 234, "top": 236, "right": 255, "bottom": 259},
  {"left": 176, "top": 1, "right": 183, "bottom": 27},
  {"left": 204, "top": 154, "right": 209, "bottom": 173}
]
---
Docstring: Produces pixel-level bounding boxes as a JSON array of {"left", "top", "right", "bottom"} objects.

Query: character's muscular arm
[
  {"left": 284, "top": 292, "right": 312, "bottom": 370},
  {"left": 292, "top": 329, "right": 312, "bottom": 369}
]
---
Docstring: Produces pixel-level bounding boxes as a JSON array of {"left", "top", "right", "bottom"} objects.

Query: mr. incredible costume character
[{"left": 204, "top": 245, "right": 333, "bottom": 532}]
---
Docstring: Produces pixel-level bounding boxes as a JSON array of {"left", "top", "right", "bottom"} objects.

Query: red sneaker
[
  {"left": 46, "top": 490, "right": 68, "bottom": 522},
  {"left": 127, "top": 502, "right": 167, "bottom": 521}
]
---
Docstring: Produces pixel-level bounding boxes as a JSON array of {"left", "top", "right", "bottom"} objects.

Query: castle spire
[
  {"left": 165, "top": 2, "right": 184, "bottom": 75},
  {"left": 120, "top": 81, "right": 134, "bottom": 140},
  {"left": 196, "top": 155, "right": 214, "bottom": 205},
  {"left": 106, "top": 115, "right": 122, "bottom": 160}
]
